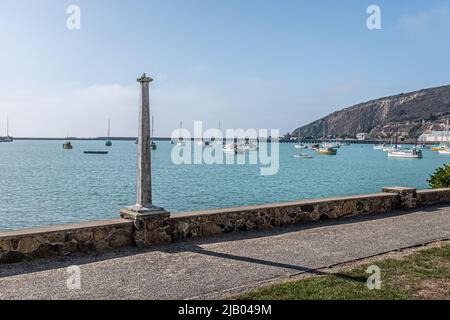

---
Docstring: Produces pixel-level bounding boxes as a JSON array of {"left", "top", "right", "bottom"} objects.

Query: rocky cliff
[{"left": 293, "top": 85, "right": 450, "bottom": 140}]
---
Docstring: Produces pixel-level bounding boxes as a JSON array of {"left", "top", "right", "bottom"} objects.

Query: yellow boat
[
  {"left": 318, "top": 147, "right": 337, "bottom": 155},
  {"left": 432, "top": 145, "right": 446, "bottom": 151}
]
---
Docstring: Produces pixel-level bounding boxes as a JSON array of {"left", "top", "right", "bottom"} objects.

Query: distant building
[
  {"left": 419, "top": 131, "right": 450, "bottom": 143},
  {"left": 356, "top": 133, "right": 370, "bottom": 141}
]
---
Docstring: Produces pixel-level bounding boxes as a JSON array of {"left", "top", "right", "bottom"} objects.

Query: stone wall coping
[
  {"left": 0, "top": 219, "right": 133, "bottom": 239},
  {"left": 383, "top": 186, "right": 417, "bottom": 192},
  {"left": 417, "top": 188, "right": 450, "bottom": 194},
  {"left": 171, "top": 192, "right": 396, "bottom": 219}
]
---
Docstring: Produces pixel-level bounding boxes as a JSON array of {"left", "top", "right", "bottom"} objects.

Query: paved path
[{"left": 1, "top": 206, "right": 450, "bottom": 300}]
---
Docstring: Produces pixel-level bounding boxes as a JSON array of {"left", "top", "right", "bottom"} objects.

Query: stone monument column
[{"left": 120, "top": 74, "right": 171, "bottom": 246}]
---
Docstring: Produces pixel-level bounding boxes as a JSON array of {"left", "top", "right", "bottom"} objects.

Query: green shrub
[{"left": 429, "top": 164, "right": 450, "bottom": 188}]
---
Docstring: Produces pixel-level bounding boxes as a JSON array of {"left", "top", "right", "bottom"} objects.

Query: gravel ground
[{"left": 1, "top": 206, "right": 450, "bottom": 300}]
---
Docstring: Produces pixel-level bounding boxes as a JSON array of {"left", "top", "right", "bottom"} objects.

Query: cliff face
[{"left": 293, "top": 85, "right": 450, "bottom": 140}]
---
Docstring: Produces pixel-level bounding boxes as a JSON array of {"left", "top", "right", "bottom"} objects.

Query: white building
[
  {"left": 356, "top": 133, "right": 370, "bottom": 141},
  {"left": 419, "top": 131, "right": 450, "bottom": 143}
]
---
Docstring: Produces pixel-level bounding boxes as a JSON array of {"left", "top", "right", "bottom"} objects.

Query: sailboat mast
[
  {"left": 6, "top": 118, "right": 9, "bottom": 137},
  {"left": 108, "top": 119, "right": 111, "bottom": 139}
]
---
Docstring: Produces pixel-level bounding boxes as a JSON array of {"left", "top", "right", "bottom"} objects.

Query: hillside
[{"left": 293, "top": 85, "right": 450, "bottom": 140}]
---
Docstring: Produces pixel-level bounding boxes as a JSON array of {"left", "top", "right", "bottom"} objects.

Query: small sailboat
[
  {"left": 105, "top": 119, "right": 112, "bottom": 147},
  {"left": 309, "top": 144, "right": 320, "bottom": 151},
  {"left": 294, "top": 123, "right": 307, "bottom": 149},
  {"left": 63, "top": 130, "right": 72, "bottom": 149},
  {"left": 176, "top": 121, "right": 186, "bottom": 146},
  {"left": 223, "top": 141, "right": 245, "bottom": 154},
  {"left": 1, "top": 118, "right": 13, "bottom": 143},
  {"left": 241, "top": 137, "right": 258, "bottom": 151},
  {"left": 373, "top": 144, "right": 385, "bottom": 150},
  {"left": 63, "top": 140, "right": 73, "bottom": 149}
]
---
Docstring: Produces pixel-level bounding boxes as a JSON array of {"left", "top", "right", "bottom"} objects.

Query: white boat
[
  {"left": 373, "top": 144, "right": 385, "bottom": 150},
  {"left": 294, "top": 143, "right": 307, "bottom": 149},
  {"left": 223, "top": 143, "right": 245, "bottom": 154},
  {"left": 388, "top": 149, "right": 423, "bottom": 159},
  {"left": 438, "top": 148, "right": 450, "bottom": 155},
  {"left": 176, "top": 121, "right": 186, "bottom": 146},
  {"left": 176, "top": 139, "right": 186, "bottom": 147},
  {"left": 294, "top": 149, "right": 313, "bottom": 159},
  {"left": 0, "top": 118, "right": 13, "bottom": 143},
  {"left": 322, "top": 142, "right": 340, "bottom": 149},
  {"left": 241, "top": 140, "right": 259, "bottom": 151}
]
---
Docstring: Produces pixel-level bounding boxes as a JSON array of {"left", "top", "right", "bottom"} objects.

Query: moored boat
[
  {"left": 388, "top": 149, "right": 422, "bottom": 159},
  {"left": 105, "top": 119, "right": 112, "bottom": 147},
  {"left": 63, "top": 141, "right": 73, "bottom": 149},
  {"left": 294, "top": 143, "right": 307, "bottom": 149},
  {"left": 318, "top": 146, "right": 337, "bottom": 155},
  {"left": 438, "top": 148, "right": 450, "bottom": 155},
  {"left": 84, "top": 151, "right": 108, "bottom": 155},
  {"left": 223, "top": 143, "right": 245, "bottom": 154}
]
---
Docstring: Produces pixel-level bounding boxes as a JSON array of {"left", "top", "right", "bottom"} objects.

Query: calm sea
[{"left": 0, "top": 140, "right": 448, "bottom": 231}]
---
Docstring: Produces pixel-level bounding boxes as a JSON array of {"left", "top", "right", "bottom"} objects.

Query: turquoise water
[{"left": 0, "top": 141, "right": 448, "bottom": 231}]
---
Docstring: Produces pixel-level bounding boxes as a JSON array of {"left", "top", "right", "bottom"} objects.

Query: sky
[{"left": 1, "top": 0, "right": 450, "bottom": 137}]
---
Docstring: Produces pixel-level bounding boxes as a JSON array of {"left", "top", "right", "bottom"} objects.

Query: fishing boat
[
  {"left": 84, "top": 151, "right": 108, "bottom": 155},
  {"left": 105, "top": 119, "right": 112, "bottom": 147},
  {"left": 388, "top": 149, "right": 423, "bottom": 159}
]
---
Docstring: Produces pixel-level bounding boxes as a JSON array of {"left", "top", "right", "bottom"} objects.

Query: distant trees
[{"left": 429, "top": 165, "right": 450, "bottom": 189}]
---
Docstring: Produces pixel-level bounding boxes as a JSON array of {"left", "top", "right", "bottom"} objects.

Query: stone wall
[
  {"left": 417, "top": 188, "right": 450, "bottom": 207},
  {"left": 1, "top": 187, "right": 450, "bottom": 264},
  {"left": 0, "top": 219, "right": 134, "bottom": 264},
  {"left": 170, "top": 193, "right": 399, "bottom": 241}
]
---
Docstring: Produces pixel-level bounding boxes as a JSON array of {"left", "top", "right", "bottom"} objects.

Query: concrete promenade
[{"left": 1, "top": 205, "right": 450, "bottom": 300}]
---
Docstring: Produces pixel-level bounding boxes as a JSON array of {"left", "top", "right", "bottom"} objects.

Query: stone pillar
[
  {"left": 120, "top": 74, "right": 171, "bottom": 247},
  {"left": 382, "top": 187, "right": 417, "bottom": 209}
]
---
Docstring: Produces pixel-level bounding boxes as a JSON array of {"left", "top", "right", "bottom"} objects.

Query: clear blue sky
[{"left": 1, "top": 0, "right": 450, "bottom": 137}]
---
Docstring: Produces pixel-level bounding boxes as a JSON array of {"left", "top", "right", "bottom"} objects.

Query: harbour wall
[{"left": 1, "top": 187, "right": 450, "bottom": 264}]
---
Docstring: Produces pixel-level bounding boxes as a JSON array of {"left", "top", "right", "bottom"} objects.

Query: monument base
[{"left": 120, "top": 206, "right": 172, "bottom": 247}]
